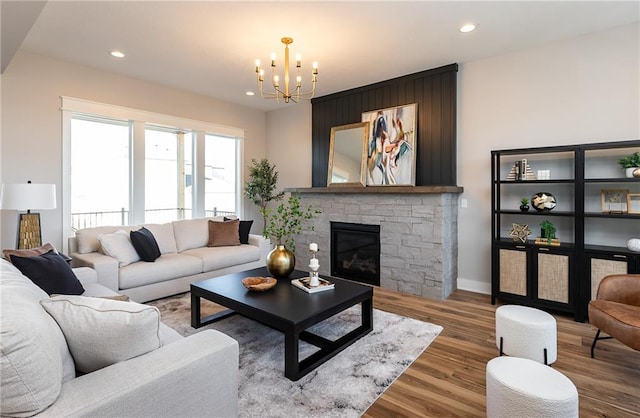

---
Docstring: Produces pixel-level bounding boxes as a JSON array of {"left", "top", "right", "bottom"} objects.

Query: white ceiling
[{"left": 6, "top": 1, "right": 640, "bottom": 112}]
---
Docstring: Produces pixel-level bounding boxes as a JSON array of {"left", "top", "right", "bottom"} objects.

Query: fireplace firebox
[{"left": 330, "top": 222, "right": 380, "bottom": 286}]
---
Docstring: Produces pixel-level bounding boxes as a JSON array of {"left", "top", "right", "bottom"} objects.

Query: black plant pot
[{"left": 520, "top": 205, "right": 530, "bottom": 212}]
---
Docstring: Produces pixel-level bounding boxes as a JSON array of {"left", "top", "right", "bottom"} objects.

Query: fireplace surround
[{"left": 289, "top": 186, "right": 462, "bottom": 299}]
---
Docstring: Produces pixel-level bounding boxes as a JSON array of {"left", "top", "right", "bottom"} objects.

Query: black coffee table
[{"left": 190, "top": 267, "right": 373, "bottom": 381}]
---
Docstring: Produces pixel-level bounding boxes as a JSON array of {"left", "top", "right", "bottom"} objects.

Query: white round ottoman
[
  {"left": 486, "top": 356, "right": 578, "bottom": 418},
  {"left": 495, "top": 305, "right": 557, "bottom": 364}
]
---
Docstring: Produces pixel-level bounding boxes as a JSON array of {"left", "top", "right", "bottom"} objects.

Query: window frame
[{"left": 61, "top": 96, "right": 245, "bottom": 252}]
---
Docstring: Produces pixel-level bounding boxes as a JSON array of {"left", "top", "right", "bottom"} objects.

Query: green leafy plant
[
  {"left": 244, "top": 159, "right": 285, "bottom": 232},
  {"left": 262, "top": 194, "right": 321, "bottom": 253},
  {"left": 520, "top": 198, "right": 529, "bottom": 206},
  {"left": 618, "top": 151, "right": 640, "bottom": 169},
  {"left": 540, "top": 220, "right": 556, "bottom": 244}
]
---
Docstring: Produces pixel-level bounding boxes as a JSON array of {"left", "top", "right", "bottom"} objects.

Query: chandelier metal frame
[{"left": 255, "top": 37, "right": 318, "bottom": 103}]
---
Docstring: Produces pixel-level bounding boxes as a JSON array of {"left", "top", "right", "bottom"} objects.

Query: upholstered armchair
[{"left": 588, "top": 274, "right": 640, "bottom": 358}]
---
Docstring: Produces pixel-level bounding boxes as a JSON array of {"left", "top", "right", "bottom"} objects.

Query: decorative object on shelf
[
  {"left": 627, "top": 238, "right": 640, "bottom": 252},
  {"left": 535, "top": 170, "right": 551, "bottom": 180},
  {"left": 0, "top": 181, "right": 57, "bottom": 249},
  {"left": 266, "top": 245, "right": 296, "bottom": 278},
  {"left": 309, "top": 242, "right": 320, "bottom": 287},
  {"left": 627, "top": 193, "right": 640, "bottom": 214},
  {"left": 242, "top": 276, "right": 277, "bottom": 292},
  {"left": 531, "top": 192, "right": 557, "bottom": 212},
  {"left": 519, "top": 198, "right": 530, "bottom": 212},
  {"left": 509, "top": 223, "right": 532, "bottom": 243},
  {"left": 601, "top": 189, "right": 629, "bottom": 214},
  {"left": 617, "top": 151, "right": 640, "bottom": 178},
  {"left": 362, "top": 103, "right": 417, "bottom": 186},
  {"left": 538, "top": 220, "right": 559, "bottom": 245},
  {"left": 244, "top": 158, "right": 285, "bottom": 235},
  {"left": 254, "top": 37, "right": 318, "bottom": 103},
  {"left": 507, "top": 159, "right": 536, "bottom": 181},
  {"left": 291, "top": 277, "right": 335, "bottom": 293}
]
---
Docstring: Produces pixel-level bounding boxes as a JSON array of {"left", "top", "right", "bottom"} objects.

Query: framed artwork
[
  {"left": 627, "top": 193, "right": 640, "bottom": 214},
  {"left": 601, "top": 189, "right": 629, "bottom": 213},
  {"left": 362, "top": 103, "right": 416, "bottom": 186}
]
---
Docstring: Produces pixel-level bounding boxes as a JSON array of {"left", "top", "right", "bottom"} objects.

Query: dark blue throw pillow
[
  {"left": 130, "top": 227, "right": 161, "bottom": 262},
  {"left": 10, "top": 250, "right": 85, "bottom": 295},
  {"left": 224, "top": 218, "right": 254, "bottom": 244}
]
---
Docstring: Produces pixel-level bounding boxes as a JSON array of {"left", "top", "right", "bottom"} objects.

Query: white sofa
[
  {"left": 69, "top": 217, "right": 272, "bottom": 302},
  {"left": 0, "top": 258, "right": 239, "bottom": 417}
]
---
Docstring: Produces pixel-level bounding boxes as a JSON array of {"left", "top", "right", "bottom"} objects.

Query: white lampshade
[{"left": 0, "top": 183, "right": 57, "bottom": 211}]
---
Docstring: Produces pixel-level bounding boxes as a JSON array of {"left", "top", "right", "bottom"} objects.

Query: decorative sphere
[
  {"left": 531, "top": 192, "right": 557, "bottom": 212},
  {"left": 633, "top": 168, "right": 640, "bottom": 178},
  {"left": 627, "top": 238, "right": 640, "bottom": 252}
]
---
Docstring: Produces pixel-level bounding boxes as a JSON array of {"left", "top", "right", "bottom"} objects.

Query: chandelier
[{"left": 255, "top": 37, "right": 318, "bottom": 103}]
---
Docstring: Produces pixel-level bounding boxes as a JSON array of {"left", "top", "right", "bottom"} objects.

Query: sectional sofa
[
  {"left": 69, "top": 217, "right": 272, "bottom": 302},
  {"left": 0, "top": 257, "right": 239, "bottom": 417}
]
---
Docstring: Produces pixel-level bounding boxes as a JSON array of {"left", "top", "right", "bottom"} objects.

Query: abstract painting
[{"left": 362, "top": 103, "right": 416, "bottom": 186}]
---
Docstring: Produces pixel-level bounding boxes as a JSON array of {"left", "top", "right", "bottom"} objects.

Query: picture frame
[
  {"left": 361, "top": 103, "right": 416, "bottom": 186},
  {"left": 627, "top": 193, "right": 640, "bottom": 214},
  {"left": 601, "top": 189, "right": 629, "bottom": 214}
]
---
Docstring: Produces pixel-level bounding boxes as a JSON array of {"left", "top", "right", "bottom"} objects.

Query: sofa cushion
[
  {"left": 144, "top": 223, "right": 178, "bottom": 254},
  {"left": 208, "top": 219, "right": 241, "bottom": 247},
  {"left": 40, "top": 295, "right": 162, "bottom": 374},
  {"left": 173, "top": 218, "right": 211, "bottom": 252},
  {"left": 224, "top": 217, "right": 254, "bottom": 244},
  {"left": 118, "top": 253, "right": 203, "bottom": 290},
  {"left": 98, "top": 230, "right": 140, "bottom": 267},
  {"left": 182, "top": 245, "right": 261, "bottom": 272},
  {"left": 2, "top": 242, "right": 57, "bottom": 261},
  {"left": 0, "top": 260, "right": 76, "bottom": 417},
  {"left": 130, "top": 227, "right": 161, "bottom": 262},
  {"left": 10, "top": 250, "right": 85, "bottom": 296},
  {"left": 76, "top": 225, "right": 135, "bottom": 254}
]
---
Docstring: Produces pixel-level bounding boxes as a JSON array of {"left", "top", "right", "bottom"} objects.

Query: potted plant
[
  {"left": 262, "top": 194, "right": 321, "bottom": 278},
  {"left": 617, "top": 151, "right": 640, "bottom": 178},
  {"left": 244, "top": 158, "right": 285, "bottom": 233},
  {"left": 519, "top": 198, "right": 530, "bottom": 212},
  {"left": 540, "top": 220, "right": 556, "bottom": 244}
]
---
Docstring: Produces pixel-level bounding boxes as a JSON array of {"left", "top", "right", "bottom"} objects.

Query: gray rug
[{"left": 149, "top": 293, "right": 442, "bottom": 418}]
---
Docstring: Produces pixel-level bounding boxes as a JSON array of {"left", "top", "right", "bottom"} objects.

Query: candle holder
[{"left": 309, "top": 243, "right": 320, "bottom": 287}]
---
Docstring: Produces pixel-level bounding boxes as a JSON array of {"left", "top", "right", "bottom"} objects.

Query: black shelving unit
[{"left": 491, "top": 140, "right": 640, "bottom": 321}]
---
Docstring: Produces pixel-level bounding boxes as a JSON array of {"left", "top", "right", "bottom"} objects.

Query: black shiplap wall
[{"left": 311, "top": 63, "right": 458, "bottom": 186}]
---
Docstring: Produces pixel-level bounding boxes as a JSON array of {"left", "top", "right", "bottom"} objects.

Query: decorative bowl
[
  {"left": 242, "top": 276, "right": 277, "bottom": 292},
  {"left": 531, "top": 192, "right": 557, "bottom": 212}
]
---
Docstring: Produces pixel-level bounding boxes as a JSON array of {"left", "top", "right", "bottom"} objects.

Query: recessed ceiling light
[
  {"left": 460, "top": 24, "right": 477, "bottom": 33},
  {"left": 110, "top": 50, "right": 125, "bottom": 58},
  {"left": 245, "top": 91, "right": 255, "bottom": 96}
]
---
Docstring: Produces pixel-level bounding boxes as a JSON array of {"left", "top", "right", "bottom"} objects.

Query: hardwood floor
[{"left": 364, "top": 288, "right": 640, "bottom": 417}]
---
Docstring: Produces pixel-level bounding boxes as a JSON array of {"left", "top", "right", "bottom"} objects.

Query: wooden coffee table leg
[{"left": 191, "top": 292, "right": 202, "bottom": 328}]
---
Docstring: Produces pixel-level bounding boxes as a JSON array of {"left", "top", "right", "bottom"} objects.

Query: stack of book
[{"left": 291, "top": 277, "right": 335, "bottom": 293}]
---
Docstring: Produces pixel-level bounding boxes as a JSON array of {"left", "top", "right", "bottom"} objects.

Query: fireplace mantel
[{"left": 285, "top": 186, "right": 463, "bottom": 194}]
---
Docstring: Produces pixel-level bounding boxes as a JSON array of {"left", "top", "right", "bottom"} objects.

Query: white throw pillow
[
  {"left": 98, "top": 229, "right": 140, "bottom": 267},
  {"left": 40, "top": 295, "right": 161, "bottom": 373}
]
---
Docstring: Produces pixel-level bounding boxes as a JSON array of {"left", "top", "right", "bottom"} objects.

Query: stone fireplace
[{"left": 289, "top": 186, "right": 462, "bottom": 299}]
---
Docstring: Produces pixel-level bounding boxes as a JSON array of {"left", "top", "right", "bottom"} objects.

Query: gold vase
[{"left": 266, "top": 245, "right": 295, "bottom": 278}]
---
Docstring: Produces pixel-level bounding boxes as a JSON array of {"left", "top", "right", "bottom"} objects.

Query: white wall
[
  {"left": 457, "top": 23, "right": 639, "bottom": 293},
  {"left": 1, "top": 51, "right": 267, "bottom": 251}
]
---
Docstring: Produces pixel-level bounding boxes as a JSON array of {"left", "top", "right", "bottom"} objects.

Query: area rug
[{"left": 149, "top": 293, "right": 442, "bottom": 417}]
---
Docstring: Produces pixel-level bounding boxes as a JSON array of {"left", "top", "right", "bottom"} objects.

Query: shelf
[
  {"left": 584, "top": 212, "right": 640, "bottom": 219},
  {"left": 584, "top": 178, "right": 640, "bottom": 183},
  {"left": 584, "top": 244, "right": 636, "bottom": 254},
  {"left": 498, "top": 179, "right": 575, "bottom": 184},
  {"left": 497, "top": 210, "right": 575, "bottom": 217},
  {"left": 496, "top": 238, "right": 576, "bottom": 249}
]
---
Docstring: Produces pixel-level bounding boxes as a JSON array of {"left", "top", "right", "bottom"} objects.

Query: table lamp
[{"left": 0, "top": 181, "right": 57, "bottom": 249}]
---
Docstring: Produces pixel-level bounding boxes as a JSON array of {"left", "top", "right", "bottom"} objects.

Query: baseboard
[{"left": 457, "top": 277, "right": 491, "bottom": 295}]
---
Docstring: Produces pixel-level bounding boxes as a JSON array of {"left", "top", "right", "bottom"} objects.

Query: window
[
  {"left": 62, "top": 97, "right": 245, "bottom": 247},
  {"left": 205, "top": 134, "right": 238, "bottom": 217},
  {"left": 70, "top": 116, "right": 130, "bottom": 230}
]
